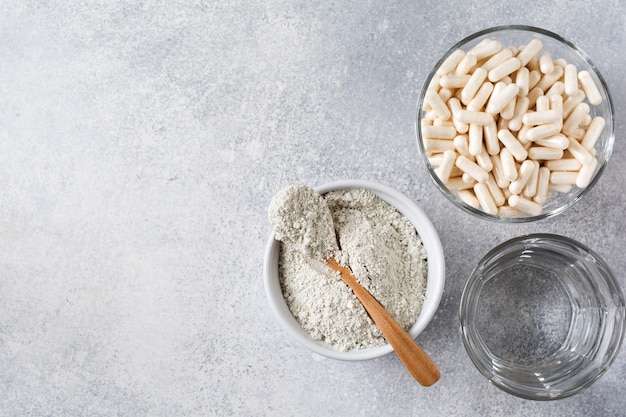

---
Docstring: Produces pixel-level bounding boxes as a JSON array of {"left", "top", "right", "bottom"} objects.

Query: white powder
[
  {"left": 278, "top": 188, "right": 428, "bottom": 352},
  {"left": 268, "top": 185, "right": 338, "bottom": 260}
]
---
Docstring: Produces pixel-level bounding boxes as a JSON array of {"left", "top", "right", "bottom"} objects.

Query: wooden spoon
[{"left": 326, "top": 258, "right": 440, "bottom": 387}]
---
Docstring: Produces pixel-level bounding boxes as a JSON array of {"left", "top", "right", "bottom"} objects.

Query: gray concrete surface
[{"left": 1, "top": 1, "right": 625, "bottom": 415}]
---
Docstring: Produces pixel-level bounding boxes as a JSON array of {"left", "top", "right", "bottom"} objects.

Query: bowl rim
[
  {"left": 415, "top": 25, "right": 615, "bottom": 223},
  {"left": 263, "top": 179, "right": 445, "bottom": 361},
  {"left": 459, "top": 233, "right": 626, "bottom": 400}
]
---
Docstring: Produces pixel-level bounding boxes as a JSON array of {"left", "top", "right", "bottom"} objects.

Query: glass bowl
[
  {"left": 415, "top": 25, "right": 614, "bottom": 222},
  {"left": 460, "top": 234, "right": 625, "bottom": 400},
  {"left": 263, "top": 179, "right": 445, "bottom": 361}
]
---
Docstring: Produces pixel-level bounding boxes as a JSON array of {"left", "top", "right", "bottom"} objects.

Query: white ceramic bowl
[{"left": 263, "top": 179, "right": 445, "bottom": 360}]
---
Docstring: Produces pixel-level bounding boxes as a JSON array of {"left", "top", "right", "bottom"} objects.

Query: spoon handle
[{"left": 326, "top": 258, "right": 440, "bottom": 387}]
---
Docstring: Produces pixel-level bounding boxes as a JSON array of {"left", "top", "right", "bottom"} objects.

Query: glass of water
[{"left": 460, "top": 234, "right": 625, "bottom": 400}]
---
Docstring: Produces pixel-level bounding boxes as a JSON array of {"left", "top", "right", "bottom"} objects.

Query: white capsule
[
  {"left": 549, "top": 183, "right": 573, "bottom": 193},
  {"left": 578, "top": 70, "right": 602, "bottom": 105},
  {"left": 457, "top": 189, "right": 480, "bottom": 208},
  {"left": 576, "top": 157, "right": 598, "bottom": 188},
  {"left": 526, "top": 122, "right": 561, "bottom": 142},
  {"left": 535, "top": 134, "right": 569, "bottom": 150},
  {"left": 462, "top": 172, "right": 474, "bottom": 184},
  {"left": 424, "top": 138, "right": 455, "bottom": 152},
  {"left": 484, "top": 119, "right": 500, "bottom": 155},
  {"left": 422, "top": 125, "right": 456, "bottom": 139},
  {"left": 568, "top": 128, "right": 585, "bottom": 140},
  {"left": 546, "top": 81, "right": 565, "bottom": 99},
  {"left": 425, "top": 89, "right": 452, "bottom": 120},
  {"left": 549, "top": 94, "right": 564, "bottom": 129},
  {"left": 447, "top": 176, "right": 475, "bottom": 190},
  {"left": 581, "top": 116, "right": 606, "bottom": 150},
  {"left": 447, "top": 97, "right": 469, "bottom": 134},
  {"left": 476, "top": 145, "right": 493, "bottom": 172},
  {"left": 482, "top": 47, "right": 514, "bottom": 71},
  {"left": 508, "top": 96, "right": 530, "bottom": 131},
  {"left": 564, "top": 63, "right": 579, "bottom": 96},
  {"left": 486, "top": 173, "right": 506, "bottom": 206},
  {"left": 467, "top": 82, "right": 494, "bottom": 111},
  {"left": 528, "top": 146, "right": 564, "bottom": 160},
  {"left": 538, "top": 51, "right": 554, "bottom": 74},
  {"left": 453, "top": 134, "right": 472, "bottom": 157},
  {"left": 535, "top": 95, "right": 550, "bottom": 112},
  {"left": 441, "top": 91, "right": 455, "bottom": 107},
  {"left": 456, "top": 155, "right": 489, "bottom": 183},
  {"left": 423, "top": 110, "right": 438, "bottom": 121},
  {"left": 456, "top": 53, "right": 478, "bottom": 75},
  {"left": 509, "top": 194, "right": 542, "bottom": 216},
  {"left": 460, "top": 68, "right": 488, "bottom": 105},
  {"left": 522, "top": 109, "right": 561, "bottom": 126},
  {"left": 474, "top": 183, "right": 498, "bottom": 215},
  {"left": 527, "top": 87, "right": 544, "bottom": 109},
  {"left": 500, "top": 147, "right": 518, "bottom": 182},
  {"left": 497, "top": 129, "right": 528, "bottom": 161},
  {"left": 515, "top": 66, "right": 530, "bottom": 97},
  {"left": 563, "top": 103, "right": 590, "bottom": 135},
  {"left": 567, "top": 136, "right": 594, "bottom": 165},
  {"left": 485, "top": 81, "right": 505, "bottom": 111},
  {"left": 545, "top": 158, "right": 582, "bottom": 171},
  {"left": 435, "top": 150, "right": 457, "bottom": 183},
  {"left": 427, "top": 75, "right": 441, "bottom": 93},
  {"left": 533, "top": 167, "right": 551, "bottom": 204},
  {"left": 428, "top": 154, "right": 443, "bottom": 166},
  {"left": 563, "top": 90, "right": 586, "bottom": 118},
  {"left": 509, "top": 160, "right": 536, "bottom": 195},
  {"left": 516, "top": 39, "right": 543, "bottom": 66},
  {"left": 501, "top": 95, "right": 517, "bottom": 120},
  {"left": 554, "top": 58, "right": 568, "bottom": 68},
  {"left": 536, "top": 65, "right": 564, "bottom": 92},
  {"left": 437, "top": 49, "right": 466, "bottom": 76},
  {"left": 468, "top": 123, "right": 484, "bottom": 156},
  {"left": 550, "top": 171, "right": 579, "bottom": 185},
  {"left": 455, "top": 110, "right": 493, "bottom": 125},
  {"left": 487, "top": 83, "right": 520, "bottom": 115},
  {"left": 498, "top": 205, "right": 524, "bottom": 217},
  {"left": 433, "top": 118, "right": 454, "bottom": 127},
  {"left": 440, "top": 75, "right": 471, "bottom": 89},
  {"left": 523, "top": 160, "right": 540, "bottom": 198},
  {"left": 528, "top": 70, "right": 542, "bottom": 90},
  {"left": 491, "top": 154, "right": 510, "bottom": 188},
  {"left": 488, "top": 57, "right": 522, "bottom": 82},
  {"left": 517, "top": 125, "right": 531, "bottom": 145},
  {"left": 470, "top": 39, "right": 502, "bottom": 60}
]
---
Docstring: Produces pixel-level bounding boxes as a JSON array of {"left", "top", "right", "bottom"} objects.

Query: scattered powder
[
  {"left": 268, "top": 185, "right": 338, "bottom": 260},
  {"left": 278, "top": 188, "right": 428, "bottom": 352}
]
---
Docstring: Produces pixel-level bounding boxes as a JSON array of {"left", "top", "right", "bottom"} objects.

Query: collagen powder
[
  {"left": 278, "top": 188, "right": 428, "bottom": 351},
  {"left": 268, "top": 185, "right": 338, "bottom": 260}
]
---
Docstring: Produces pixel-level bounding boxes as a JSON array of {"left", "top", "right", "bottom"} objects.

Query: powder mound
[
  {"left": 279, "top": 188, "right": 428, "bottom": 352},
  {"left": 268, "top": 185, "right": 338, "bottom": 260}
]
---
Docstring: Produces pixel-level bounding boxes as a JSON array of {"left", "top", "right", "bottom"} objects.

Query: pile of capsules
[{"left": 421, "top": 38, "right": 606, "bottom": 217}]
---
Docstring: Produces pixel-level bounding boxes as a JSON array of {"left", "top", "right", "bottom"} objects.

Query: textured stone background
[{"left": 1, "top": 1, "right": 625, "bottom": 416}]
